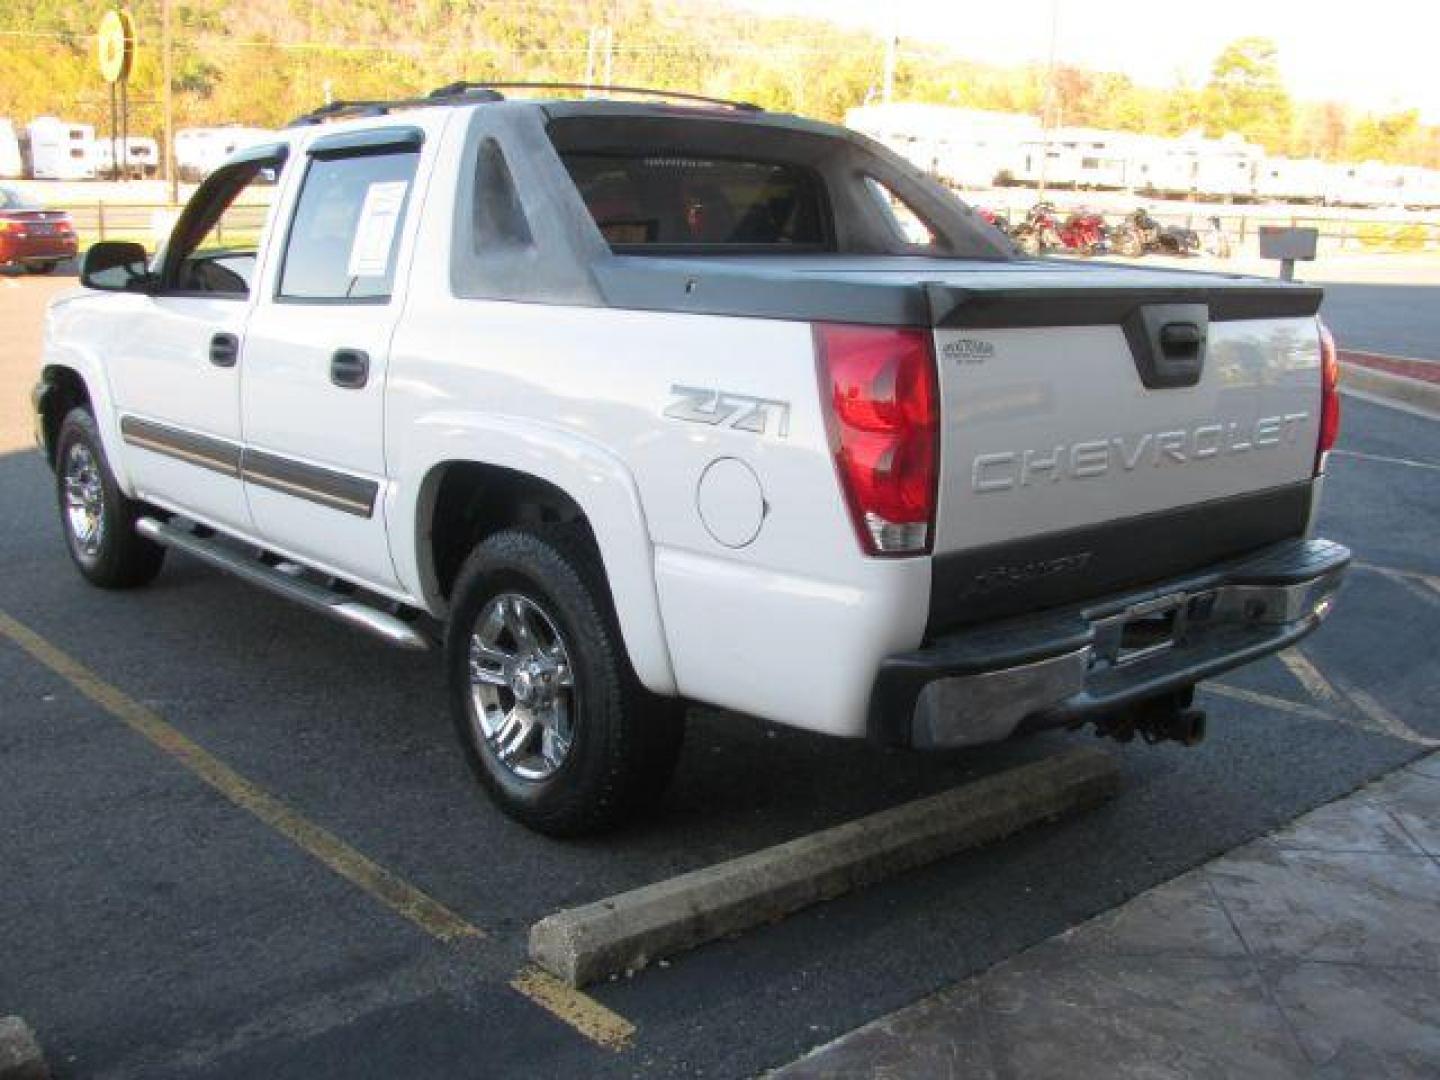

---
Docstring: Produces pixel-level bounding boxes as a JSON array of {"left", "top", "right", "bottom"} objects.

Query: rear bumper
[
  {"left": 869, "top": 537, "right": 1350, "bottom": 749},
  {"left": 0, "top": 235, "right": 78, "bottom": 265}
]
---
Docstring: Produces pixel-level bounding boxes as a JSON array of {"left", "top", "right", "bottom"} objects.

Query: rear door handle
[
  {"left": 330, "top": 348, "right": 370, "bottom": 389},
  {"left": 209, "top": 333, "right": 239, "bottom": 368}
]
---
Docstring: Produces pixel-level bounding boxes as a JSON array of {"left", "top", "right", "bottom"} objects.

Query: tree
[{"left": 1202, "top": 36, "right": 1292, "bottom": 150}]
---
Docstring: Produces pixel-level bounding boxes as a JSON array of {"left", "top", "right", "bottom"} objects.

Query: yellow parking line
[
  {"left": 511, "top": 966, "right": 636, "bottom": 1051},
  {"left": 1355, "top": 561, "right": 1440, "bottom": 603},
  {"left": 0, "top": 609, "right": 636, "bottom": 1050},
  {"left": 1205, "top": 683, "right": 1335, "bottom": 721},
  {"left": 0, "top": 609, "right": 481, "bottom": 943},
  {"left": 1278, "top": 648, "right": 1347, "bottom": 708},
  {"left": 1278, "top": 642, "right": 1437, "bottom": 747}
]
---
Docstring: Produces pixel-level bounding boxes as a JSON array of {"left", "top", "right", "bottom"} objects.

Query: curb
[
  {"left": 530, "top": 747, "right": 1119, "bottom": 987},
  {"left": 0, "top": 1017, "right": 48, "bottom": 1080},
  {"left": 1341, "top": 362, "right": 1440, "bottom": 417}
]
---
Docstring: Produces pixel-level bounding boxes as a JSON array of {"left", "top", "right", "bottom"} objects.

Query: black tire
[
  {"left": 444, "top": 525, "right": 685, "bottom": 836},
  {"left": 54, "top": 407, "right": 166, "bottom": 589},
  {"left": 24, "top": 262, "right": 57, "bottom": 275}
]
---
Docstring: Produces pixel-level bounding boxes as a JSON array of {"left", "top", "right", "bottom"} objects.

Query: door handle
[
  {"left": 330, "top": 348, "right": 370, "bottom": 389},
  {"left": 209, "top": 333, "right": 239, "bottom": 368}
]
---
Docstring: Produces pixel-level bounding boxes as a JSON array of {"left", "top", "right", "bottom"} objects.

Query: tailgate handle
[
  {"left": 1123, "top": 303, "right": 1209, "bottom": 389},
  {"left": 1160, "top": 322, "right": 1203, "bottom": 357}
]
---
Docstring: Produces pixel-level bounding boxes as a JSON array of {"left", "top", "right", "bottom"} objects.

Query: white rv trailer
[
  {"left": 1325, "top": 161, "right": 1407, "bottom": 208},
  {"left": 1130, "top": 132, "right": 1262, "bottom": 200},
  {"left": 845, "top": 104, "right": 1039, "bottom": 189},
  {"left": 26, "top": 117, "right": 97, "bottom": 180},
  {"left": 0, "top": 119, "right": 23, "bottom": 179},
  {"left": 1006, "top": 127, "right": 1133, "bottom": 190},
  {"left": 1395, "top": 166, "right": 1440, "bottom": 210},
  {"left": 93, "top": 136, "right": 160, "bottom": 178},
  {"left": 174, "top": 126, "right": 274, "bottom": 181},
  {"left": 1253, "top": 157, "right": 1329, "bottom": 204}
]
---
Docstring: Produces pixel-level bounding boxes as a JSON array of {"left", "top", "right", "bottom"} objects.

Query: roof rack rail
[
  {"left": 287, "top": 82, "right": 760, "bottom": 128},
  {"left": 427, "top": 81, "right": 763, "bottom": 111}
]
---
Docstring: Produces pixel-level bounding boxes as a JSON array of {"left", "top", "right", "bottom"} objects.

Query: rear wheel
[
  {"left": 24, "top": 262, "right": 57, "bottom": 275},
  {"left": 54, "top": 408, "right": 166, "bottom": 588},
  {"left": 444, "top": 526, "right": 685, "bottom": 836}
]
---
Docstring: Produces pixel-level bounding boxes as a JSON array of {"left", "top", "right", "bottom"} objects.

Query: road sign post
[
  {"left": 98, "top": 9, "right": 136, "bottom": 182},
  {"left": 1259, "top": 226, "right": 1318, "bottom": 282}
]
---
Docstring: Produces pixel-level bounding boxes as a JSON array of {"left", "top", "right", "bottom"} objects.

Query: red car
[{"left": 0, "top": 184, "right": 78, "bottom": 274}]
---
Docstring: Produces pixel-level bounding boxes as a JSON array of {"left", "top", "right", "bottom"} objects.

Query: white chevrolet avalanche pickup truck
[{"left": 34, "top": 85, "right": 1348, "bottom": 835}]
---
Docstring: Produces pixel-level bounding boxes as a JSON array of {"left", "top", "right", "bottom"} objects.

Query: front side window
[
  {"left": 165, "top": 157, "right": 284, "bottom": 297},
  {"left": 279, "top": 150, "right": 418, "bottom": 302},
  {"left": 560, "top": 153, "right": 827, "bottom": 250}
]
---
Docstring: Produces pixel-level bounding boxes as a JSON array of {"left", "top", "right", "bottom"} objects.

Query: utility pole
[
  {"left": 1036, "top": 0, "right": 1059, "bottom": 200},
  {"left": 585, "top": 25, "right": 614, "bottom": 91},
  {"left": 882, "top": 14, "right": 897, "bottom": 104},
  {"left": 162, "top": 0, "right": 176, "bottom": 205}
]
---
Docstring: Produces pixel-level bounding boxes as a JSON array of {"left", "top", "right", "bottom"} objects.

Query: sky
[{"left": 735, "top": 0, "right": 1440, "bottom": 122}]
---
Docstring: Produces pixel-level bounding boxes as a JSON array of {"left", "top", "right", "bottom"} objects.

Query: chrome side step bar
[{"left": 136, "top": 517, "right": 430, "bottom": 651}]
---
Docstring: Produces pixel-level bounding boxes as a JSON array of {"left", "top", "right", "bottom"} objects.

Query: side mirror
[{"left": 80, "top": 241, "right": 155, "bottom": 293}]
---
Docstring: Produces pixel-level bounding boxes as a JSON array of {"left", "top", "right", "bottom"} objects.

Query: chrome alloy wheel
[
  {"left": 467, "top": 592, "right": 577, "bottom": 781},
  {"left": 62, "top": 440, "right": 106, "bottom": 557}
]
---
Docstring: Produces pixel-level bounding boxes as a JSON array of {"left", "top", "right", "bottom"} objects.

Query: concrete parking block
[
  {"left": 0, "top": 1017, "right": 48, "bottom": 1080},
  {"left": 530, "top": 748, "right": 1119, "bottom": 987},
  {"left": 1205, "top": 845, "right": 1440, "bottom": 968}
]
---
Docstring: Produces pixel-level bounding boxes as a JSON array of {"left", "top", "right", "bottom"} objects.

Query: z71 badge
[{"left": 664, "top": 385, "right": 791, "bottom": 438}]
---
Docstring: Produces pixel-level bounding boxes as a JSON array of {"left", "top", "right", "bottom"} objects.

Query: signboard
[
  {"left": 1258, "top": 226, "right": 1318, "bottom": 262},
  {"left": 98, "top": 9, "right": 136, "bottom": 85}
]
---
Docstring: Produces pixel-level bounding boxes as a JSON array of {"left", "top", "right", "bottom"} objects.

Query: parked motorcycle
[
  {"left": 1109, "top": 208, "right": 1201, "bottom": 257},
  {"left": 1058, "top": 208, "right": 1109, "bottom": 255},
  {"left": 975, "top": 206, "right": 1012, "bottom": 237},
  {"left": 1012, "top": 203, "right": 1108, "bottom": 256},
  {"left": 1011, "top": 202, "right": 1062, "bottom": 255}
]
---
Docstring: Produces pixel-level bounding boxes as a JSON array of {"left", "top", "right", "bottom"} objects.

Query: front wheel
[
  {"left": 445, "top": 526, "right": 685, "bottom": 836},
  {"left": 54, "top": 408, "right": 166, "bottom": 588}
]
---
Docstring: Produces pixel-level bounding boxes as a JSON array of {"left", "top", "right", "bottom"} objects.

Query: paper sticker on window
[{"left": 347, "top": 181, "right": 408, "bottom": 277}]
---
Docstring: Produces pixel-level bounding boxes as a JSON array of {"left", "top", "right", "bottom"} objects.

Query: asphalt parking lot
[{"left": 1, "top": 271, "right": 1438, "bottom": 1078}]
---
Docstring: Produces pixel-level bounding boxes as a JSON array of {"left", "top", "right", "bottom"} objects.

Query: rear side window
[
  {"left": 560, "top": 153, "right": 828, "bottom": 250},
  {"left": 278, "top": 150, "right": 418, "bottom": 301},
  {"left": 864, "top": 176, "right": 938, "bottom": 247}
]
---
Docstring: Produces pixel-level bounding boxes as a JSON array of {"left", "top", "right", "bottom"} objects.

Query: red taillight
[
  {"left": 816, "top": 323, "right": 939, "bottom": 555},
  {"left": 1317, "top": 318, "right": 1340, "bottom": 473}
]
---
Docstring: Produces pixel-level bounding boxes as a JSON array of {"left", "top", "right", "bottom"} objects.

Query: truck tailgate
[{"left": 926, "top": 280, "right": 1325, "bottom": 629}]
